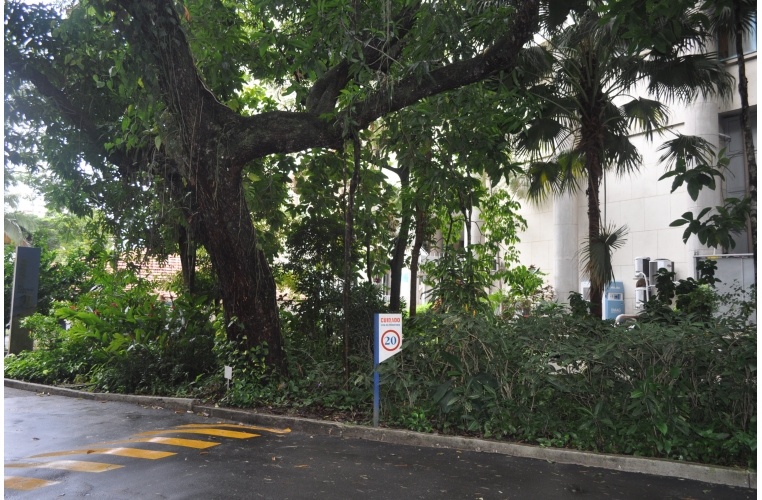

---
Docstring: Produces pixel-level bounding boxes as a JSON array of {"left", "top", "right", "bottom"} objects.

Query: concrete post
[{"left": 553, "top": 192, "right": 579, "bottom": 303}]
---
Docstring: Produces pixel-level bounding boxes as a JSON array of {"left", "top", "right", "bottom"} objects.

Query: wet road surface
[{"left": 4, "top": 387, "right": 755, "bottom": 499}]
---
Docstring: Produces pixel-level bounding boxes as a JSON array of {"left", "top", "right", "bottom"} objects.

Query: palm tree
[{"left": 515, "top": 9, "right": 733, "bottom": 318}]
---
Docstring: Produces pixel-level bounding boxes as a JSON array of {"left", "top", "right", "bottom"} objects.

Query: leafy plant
[
  {"left": 421, "top": 248, "right": 494, "bottom": 316},
  {"left": 670, "top": 198, "right": 752, "bottom": 250}
]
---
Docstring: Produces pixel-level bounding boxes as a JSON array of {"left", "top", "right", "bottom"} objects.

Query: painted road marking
[
  {"left": 31, "top": 447, "right": 176, "bottom": 460},
  {"left": 5, "top": 476, "right": 60, "bottom": 491},
  {"left": 105, "top": 436, "right": 221, "bottom": 449},
  {"left": 137, "top": 428, "right": 260, "bottom": 439},
  {"left": 5, "top": 460, "right": 124, "bottom": 473},
  {"left": 177, "top": 423, "right": 292, "bottom": 435},
  {"left": 5, "top": 423, "right": 289, "bottom": 491}
]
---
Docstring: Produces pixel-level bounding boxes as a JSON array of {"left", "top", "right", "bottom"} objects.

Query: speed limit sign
[
  {"left": 375, "top": 314, "right": 402, "bottom": 363},
  {"left": 373, "top": 313, "right": 403, "bottom": 427}
]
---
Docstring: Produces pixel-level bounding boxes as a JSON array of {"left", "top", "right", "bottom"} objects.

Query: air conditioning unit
[{"left": 635, "top": 287, "right": 648, "bottom": 309}]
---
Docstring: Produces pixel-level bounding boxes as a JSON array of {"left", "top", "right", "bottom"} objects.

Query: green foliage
[
  {"left": 6, "top": 238, "right": 755, "bottom": 469},
  {"left": 658, "top": 136, "right": 727, "bottom": 201},
  {"left": 283, "top": 280, "right": 388, "bottom": 363},
  {"left": 5, "top": 260, "right": 219, "bottom": 395},
  {"left": 643, "top": 259, "right": 725, "bottom": 324},
  {"left": 658, "top": 136, "right": 752, "bottom": 251},
  {"left": 217, "top": 310, "right": 374, "bottom": 413},
  {"left": 491, "top": 265, "right": 554, "bottom": 318},
  {"left": 421, "top": 248, "right": 494, "bottom": 316},
  {"left": 504, "top": 265, "right": 545, "bottom": 298},
  {"left": 381, "top": 306, "right": 755, "bottom": 467},
  {"left": 670, "top": 198, "right": 752, "bottom": 250},
  {"left": 568, "top": 291, "right": 591, "bottom": 318},
  {"left": 4, "top": 324, "right": 102, "bottom": 385},
  {"left": 4, "top": 235, "right": 99, "bottom": 325}
]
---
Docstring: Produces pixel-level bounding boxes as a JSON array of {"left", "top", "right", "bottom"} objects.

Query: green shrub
[
  {"left": 381, "top": 306, "right": 755, "bottom": 468},
  {"left": 5, "top": 263, "right": 219, "bottom": 395}
]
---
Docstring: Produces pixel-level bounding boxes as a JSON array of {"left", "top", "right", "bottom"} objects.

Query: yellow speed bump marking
[
  {"left": 31, "top": 447, "right": 175, "bottom": 460},
  {"left": 177, "top": 423, "right": 291, "bottom": 435},
  {"left": 105, "top": 436, "right": 221, "bottom": 449},
  {"left": 137, "top": 428, "right": 260, "bottom": 439},
  {"left": 5, "top": 460, "right": 123, "bottom": 473},
  {"left": 5, "top": 476, "right": 60, "bottom": 491}
]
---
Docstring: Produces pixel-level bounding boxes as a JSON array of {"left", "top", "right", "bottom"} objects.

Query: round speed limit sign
[{"left": 381, "top": 330, "right": 401, "bottom": 352}]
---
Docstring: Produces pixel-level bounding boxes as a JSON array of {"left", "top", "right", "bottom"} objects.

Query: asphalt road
[{"left": 4, "top": 387, "right": 755, "bottom": 499}]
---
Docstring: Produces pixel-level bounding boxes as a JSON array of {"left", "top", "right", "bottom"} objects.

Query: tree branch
[
  {"left": 16, "top": 0, "right": 539, "bottom": 169},
  {"left": 349, "top": 0, "right": 540, "bottom": 130},
  {"left": 237, "top": 0, "right": 540, "bottom": 160},
  {"left": 305, "top": 2, "right": 421, "bottom": 115},
  {"left": 7, "top": 46, "right": 196, "bottom": 223}
]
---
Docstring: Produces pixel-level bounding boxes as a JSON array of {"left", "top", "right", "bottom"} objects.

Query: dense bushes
[
  {"left": 5, "top": 267, "right": 219, "bottom": 395},
  {"left": 4, "top": 240, "right": 755, "bottom": 468},
  {"left": 381, "top": 308, "right": 755, "bottom": 467}
]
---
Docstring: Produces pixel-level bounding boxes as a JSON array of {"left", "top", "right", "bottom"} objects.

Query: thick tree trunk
[
  {"left": 195, "top": 173, "right": 287, "bottom": 376},
  {"left": 388, "top": 167, "right": 411, "bottom": 312},
  {"left": 409, "top": 204, "right": 428, "bottom": 317},
  {"left": 733, "top": 0, "right": 757, "bottom": 282},
  {"left": 586, "top": 167, "right": 603, "bottom": 319}
]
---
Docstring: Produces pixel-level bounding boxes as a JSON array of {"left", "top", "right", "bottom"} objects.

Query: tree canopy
[
  {"left": 5, "top": 0, "right": 572, "bottom": 372},
  {"left": 5, "top": 0, "right": 747, "bottom": 369}
]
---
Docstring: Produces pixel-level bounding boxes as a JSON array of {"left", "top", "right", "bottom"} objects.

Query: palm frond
[
  {"left": 657, "top": 134, "right": 716, "bottom": 170},
  {"left": 514, "top": 45, "right": 554, "bottom": 87},
  {"left": 517, "top": 117, "right": 566, "bottom": 156},
  {"left": 621, "top": 97, "right": 670, "bottom": 139},
  {"left": 524, "top": 154, "right": 583, "bottom": 202},
  {"left": 705, "top": 1, "right": 757, "bottom": 36},
  {"left": 645, "top": 54, "right": 735, "bottom": 102},
  {"left": 603, "top": 134, "right": 642, "bottom": 176},
  {"left": 580, "top": 223, "right": 629, "bottom": 290}
]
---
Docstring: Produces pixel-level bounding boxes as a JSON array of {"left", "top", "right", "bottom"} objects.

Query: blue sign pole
[{"left": 373, "top": 313, "right": 380, "bottom": 427}]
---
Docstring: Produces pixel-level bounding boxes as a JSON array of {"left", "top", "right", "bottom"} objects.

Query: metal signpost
[{"left": 373, "top": 313, "right": 403, "bottom": 427}]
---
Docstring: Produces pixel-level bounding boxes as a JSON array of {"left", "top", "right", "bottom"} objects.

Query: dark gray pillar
[{"left": 8, "top": 247, "right": 41, "bottom": 354}]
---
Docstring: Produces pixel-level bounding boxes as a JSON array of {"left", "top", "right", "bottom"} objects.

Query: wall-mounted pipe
[{"left": 615, "top": 313, "right": 641, "bottom": 325}]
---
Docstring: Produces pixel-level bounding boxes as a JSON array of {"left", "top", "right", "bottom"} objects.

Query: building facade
[{"left": 513, "top": 29, "right": 757, "bottom": 315}]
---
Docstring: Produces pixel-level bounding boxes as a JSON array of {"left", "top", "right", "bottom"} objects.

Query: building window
[
  {"left": 718, "top": 13, "right": 757, "bottom": 59},
  {"left": 720, "top": 111, "right": 757, "bottom": 254}
]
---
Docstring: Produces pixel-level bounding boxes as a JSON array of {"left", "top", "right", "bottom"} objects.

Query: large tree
[
  {"left": 5, "top": 0, "right": 548, "bottom": 373},
  {"left": 515, "top": 8, "right": 732, "bottom": 317}
]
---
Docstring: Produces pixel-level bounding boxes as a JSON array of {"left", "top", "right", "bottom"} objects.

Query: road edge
[{"left": 5, "top": 378, "right": 755, "bottom": 489}]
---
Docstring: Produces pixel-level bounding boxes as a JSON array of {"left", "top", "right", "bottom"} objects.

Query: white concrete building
[{"left": 513, "top": 28, "right": 757, "bottom": 315}]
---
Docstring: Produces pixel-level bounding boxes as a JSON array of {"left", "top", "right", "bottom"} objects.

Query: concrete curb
[
  {"left": 5, "top": 379, "right": 756, "bottom": 489},
  {"left": 4, "top": 379, "right": 197, "bottom": 412}
]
